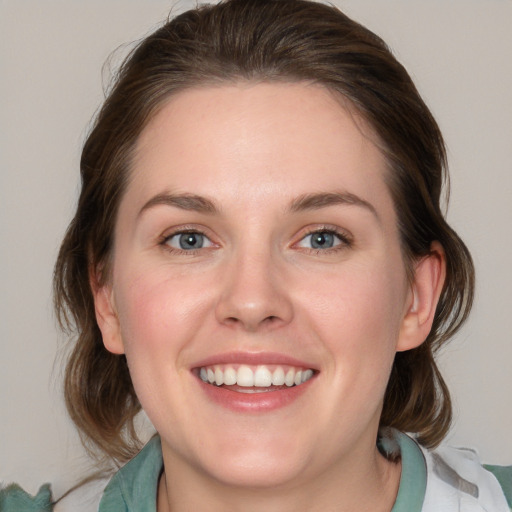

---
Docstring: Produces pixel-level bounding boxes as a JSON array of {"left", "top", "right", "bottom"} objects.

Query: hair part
[{"left": 54, "top": 0, "right": 474, "bottom": 463}]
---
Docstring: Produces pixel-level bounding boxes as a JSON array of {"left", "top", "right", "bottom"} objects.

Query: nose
[{"left": 215, "top": 249, "right": 294, "bottom": 332}]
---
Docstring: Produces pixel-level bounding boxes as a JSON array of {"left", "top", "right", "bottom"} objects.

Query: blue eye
[
  {"left": 310, "top": 232, "right": 336, "bottom": 249},
  {"left": 298, "top": 230, "right": 345, "bottom": 250},
  {"left": 165, "top": 232, "right": 212, "bottom": 250}
]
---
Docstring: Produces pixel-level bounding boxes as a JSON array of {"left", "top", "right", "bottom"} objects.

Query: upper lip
[{"left": 192, "top": 351, "right": 319, "bottom": 370}]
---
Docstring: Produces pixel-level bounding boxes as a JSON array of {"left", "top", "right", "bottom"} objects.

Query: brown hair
[{"left": 54, "top": 0, "right": 474, "bottom": 463}]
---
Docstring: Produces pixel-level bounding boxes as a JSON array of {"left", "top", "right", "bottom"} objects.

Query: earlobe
[
  {"left": 397, "top": 242, "right": 446, "bottom": 352},
  {"left": 90, "top": 268, "right": 125, "bottom": 355}
]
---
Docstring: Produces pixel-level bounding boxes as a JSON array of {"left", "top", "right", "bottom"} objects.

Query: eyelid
[
  {"left": 159, "top": 224, "right": 218, "bottom": 254},
  {"left": 292, "top": 225, "right": 353, "bottom": 250},
  {"left": 166, "top": 231, "right": 213, "bottom": 250},
  {"left": 157, "top": 223, "right": 353, "bottom": 255}
]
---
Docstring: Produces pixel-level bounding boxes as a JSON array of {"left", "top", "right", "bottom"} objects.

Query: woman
[{"left": 2, "top": 0, "right": 510, "bottom": 510}]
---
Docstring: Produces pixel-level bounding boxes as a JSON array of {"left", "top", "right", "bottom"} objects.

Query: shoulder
[
  {"left": 484, "top": 464, "right": 512, "bottom": 509},
  {"left": 0, "top": 436, "right": 163, "bottom": 512},
  {"left": 419, "top": 441, "right": 512, "bottom": 511},
  {"left": 0, "top": 483, "right": 53, "bottom": 512},
  {"left": 98, "top": 435, "right": 163, "bottom": 511},
  {"left": 1, "top": 477, "right": 110, "bottom": 512}
]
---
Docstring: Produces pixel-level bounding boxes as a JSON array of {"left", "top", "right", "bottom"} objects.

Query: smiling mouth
[{"left": 197, "top": 364, "right": 315, "bottom": 392}]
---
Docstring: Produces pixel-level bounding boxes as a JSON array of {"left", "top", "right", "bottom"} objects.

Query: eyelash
[
  {"left": 295, "top": 226, "right": 353, "bottom": 254},
  {"left": 158, "top": 225, "right": 353, "bottom": 256},
  {"left": 159, "top": 227, "right": 213, "bottom": 256}
]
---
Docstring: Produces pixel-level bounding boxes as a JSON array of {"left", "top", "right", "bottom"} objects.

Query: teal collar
[
  {"left": 391, "top": 431, "right": 427, "bottom": 512},
  {"left": 99, "top": 431, "right": 426, "bottom": 511},
  {"left": 99, "top": 436, "right": 163, "bottom": 512}
]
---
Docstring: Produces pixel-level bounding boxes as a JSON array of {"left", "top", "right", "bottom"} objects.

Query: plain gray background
[{"left": 1, "top": 0, "right": 511, "bottom": 497}]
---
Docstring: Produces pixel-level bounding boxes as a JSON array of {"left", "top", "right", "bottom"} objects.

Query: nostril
[
  {"left": 223, "top": 314, "right": 281, "bottom": 331},
  {"left": 216, "top": 291, "right": 294, "bottom": 331}
]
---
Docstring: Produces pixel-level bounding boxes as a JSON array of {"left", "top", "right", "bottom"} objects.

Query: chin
[
  {"left": 201, "top": 449, "right": 308, "bottom": 489},
  {"left": 177, "top": 423, "right": 314, "bottom": 489}
]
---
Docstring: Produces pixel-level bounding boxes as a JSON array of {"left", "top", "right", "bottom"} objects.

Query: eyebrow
[
  {"left": 138, "top": 190, "right": 379, "bottom": 221},
  {"left": 289, "top": 191, "right": 379, "bottom": 220},
  {"left": 139, "top": 193, "right": 218, "bottom": 216}
]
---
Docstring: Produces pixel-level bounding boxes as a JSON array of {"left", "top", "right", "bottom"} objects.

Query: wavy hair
[{"left": 54, "top": 0, "right": 474, "bottom": 463}]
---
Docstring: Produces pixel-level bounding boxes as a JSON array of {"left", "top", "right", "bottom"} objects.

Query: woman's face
[{"left": 95, "top": 82, "right": 429, "bottom": 488}]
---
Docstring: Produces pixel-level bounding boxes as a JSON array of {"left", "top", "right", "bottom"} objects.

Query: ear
[
  {"left": 397, "top": 242, "right": 446, "bottom": 352},
  {"left": 90, "top": 267, "right": 125, "bottom": 355}
]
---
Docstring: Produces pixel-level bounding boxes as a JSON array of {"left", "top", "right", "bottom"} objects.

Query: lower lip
[{"left": 196, "top": 377, "right": 315, "bottom": 412}]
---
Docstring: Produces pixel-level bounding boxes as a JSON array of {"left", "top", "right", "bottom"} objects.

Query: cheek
[
  {"left": 280, "top": 258, "right": 409, "bottom": 437},
  {"left": 312, "top": 261, "right": 404, "bottom": 330},
  {"left": 111, "top": 269, "right": 211, "bottom": 415},
  {"left": 113, "top": 266, "right": 210, "bottom": 361},
  {"left": 300, "top": 257, "right": 407, "bottom": 375}
]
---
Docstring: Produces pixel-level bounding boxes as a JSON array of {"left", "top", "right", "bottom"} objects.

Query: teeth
[
  {"left": 285, "top": 368, "right": 295, "bottom": 387},
  {"left": 223, "top": 366, "right": 237, "bottom": 385},
  {"left": 198, "top": 364, "right": 315, "bottom": 389},
  {"left": 302, "top": 369, "right": 314, "bottom": 382},
  {"left": 214, "top": 367, "right": 224, "bottom": 386},
  {"left": 254, "top": 366, "right": 272, "bottom": 387},
  {"left": 272, "top": 367, "right": 285, "bottom": 386},
  {"left": 237, "top": 365, "right": 254, "bottom": 387}
]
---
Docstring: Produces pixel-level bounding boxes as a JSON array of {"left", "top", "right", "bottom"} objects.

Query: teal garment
[
  {"left": 0, "top": 483, "right": 53, "bottom": 511},
  {"left": 391, "top": 432, "right": 427, "bottom": 511},
  {"left": 98, "top": 435, "right": 163, "bottom": 511},
  {"left": 485, "top": 464, "right": 512, "bottom": 509}
]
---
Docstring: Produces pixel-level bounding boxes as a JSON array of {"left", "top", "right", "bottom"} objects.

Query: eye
[
  {"left": 296, "top": 229, "right": 349, "bottom": 250},
  {"left": 164, "top": 231, "right": 213, "bottom": 251}
]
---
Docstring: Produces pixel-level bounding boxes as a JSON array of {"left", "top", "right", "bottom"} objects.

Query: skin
[{"left": 93, "top": 82, "right": 445, "bottom": 512}]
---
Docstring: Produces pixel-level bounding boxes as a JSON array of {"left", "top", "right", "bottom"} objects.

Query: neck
[{"left": 157, "top": 444, "right": 401, "bottom": 512}]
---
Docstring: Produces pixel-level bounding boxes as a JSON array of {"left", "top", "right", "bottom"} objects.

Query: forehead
[{"left": 126, "top": 82, "right": 393, "bottom": 220}]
